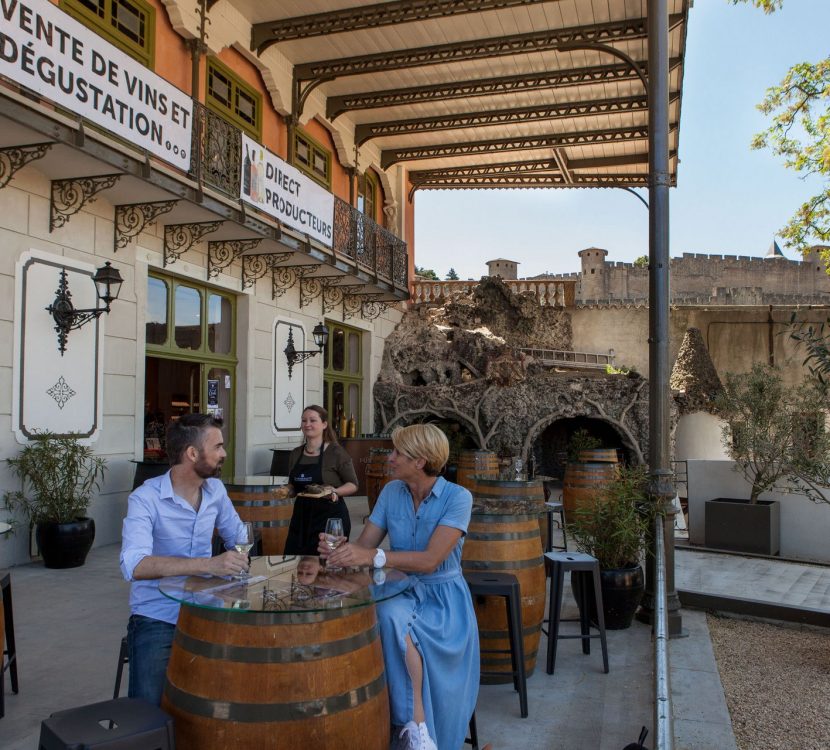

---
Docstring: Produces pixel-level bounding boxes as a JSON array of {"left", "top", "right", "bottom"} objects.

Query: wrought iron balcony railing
[{"left": 190, "top": 103, "right": 408, "bottom": 290}]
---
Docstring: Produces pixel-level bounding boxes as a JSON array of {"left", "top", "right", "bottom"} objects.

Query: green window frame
[
  {"left": 206, "top": 57, "right": 262, "bottom": 140},
  {"left": 61, "top": 0, "right": 155, "bottom": 68},
  {"left": 323, "top": 321, "right": 363, "bottom": 437},
  {"left": 360, "top": 170, "right": 378, "bottom": 222},
  {"left": 293, "top": 129, "right": 331, "bottom": 189},
  {"left": 145, "top": 273, "right": 237, "bottom": 366}
]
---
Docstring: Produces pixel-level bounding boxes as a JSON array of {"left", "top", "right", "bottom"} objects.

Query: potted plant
[
  {"left": 707, "top": 363, "right": 830, "bottom": 555},
  {"left": 567, "top": 465, "right": 650, "bottom": 629},
  {"left": 4, "top": 432, "right": 107, "bottom": 568}
]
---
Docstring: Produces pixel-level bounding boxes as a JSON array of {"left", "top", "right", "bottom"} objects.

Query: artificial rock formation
[
  {"left": 375, "top": 277, "right": 655, "bottom": 466},
  {"left": 670, "top": 327, "right": 723, "bottom": 414}
]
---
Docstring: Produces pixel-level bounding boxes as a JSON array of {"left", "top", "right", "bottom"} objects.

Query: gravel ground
[{"left": 707, "top": 614, "right": 830, "bottom": 750}]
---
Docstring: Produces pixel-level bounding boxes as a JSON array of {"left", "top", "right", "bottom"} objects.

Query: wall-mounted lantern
[
  {"left": 46, "top": 262, "right": 123, "bottom": 355},
  {"left": 284, "top": 322, "right": 329, "bottom": 380}
]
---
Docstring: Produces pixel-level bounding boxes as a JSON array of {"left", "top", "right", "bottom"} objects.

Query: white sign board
[
  {"left": 241, "top": 134, "right": 334, "bottom": 248},
  {"left": 0, "top": 0, "right": 193, "bottom": 171}
]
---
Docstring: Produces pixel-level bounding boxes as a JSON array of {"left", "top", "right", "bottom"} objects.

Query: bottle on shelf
[
  {"left": 339, "top": 411, "right": 349, "bottom": 437},
  {"left": 348, "top": 414, "right": 356, "bottom": 438}
]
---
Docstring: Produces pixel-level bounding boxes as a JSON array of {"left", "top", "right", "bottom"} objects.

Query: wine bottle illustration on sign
[
  {"left": 243, "top": 144, "right": 251, "bottom": 196},
  {"left": 255, "top": 149, "right": 265, "bottom": 202}
]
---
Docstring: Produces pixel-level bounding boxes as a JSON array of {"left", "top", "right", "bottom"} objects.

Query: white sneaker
[{"left": 398, "top": 720, "right": 438, "bottom": 750}]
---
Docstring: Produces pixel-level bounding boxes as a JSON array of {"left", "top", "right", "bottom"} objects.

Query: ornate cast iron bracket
[
  {"left": 271, "top": 264, "right": 320, "bottom": 300},
  {"left": 299, "top": 275, "right": 342, "bottom": 309},
  {"left": 50, "top": 174, "right": 121, "bottom": 231},
  {"left": 322, "top": 284, "right": 363, "bottom": 315},
  {"left": 207, "top": 239, "right": 262, "bottom": 280},
  {"left": 342, "top": 293, "right": 365, "bottom": 321},
  {"left": 242, "top": 251, "right": 291, "bottom": 291},
  {"left": 163, "top": 221, "right": 223, "bottom": 267},
  {"left": 114, "top": 200, "right": 177, "bottom": 250},
  {"left": 0, "top": 142, "right": 53, "bottom": 189},
  {"left": 362, "top": 298, "right": 392, "bottom": 321}
]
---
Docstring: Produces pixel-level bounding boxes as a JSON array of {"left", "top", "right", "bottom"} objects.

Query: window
[
  {"left": 62, "top": 0, "right": 155, "bottom": 67},
  {"left": 323, "top": 321, "right": 363, "bottom": 437},
  {"left": 293, "top": 130, "right": 331, "bottom": 188},
  {"left": 359, "top": 170, "right": 378, "bottom": 222},
  {"left": 206, "top": 58, "right": 262, "bottom": 140}
]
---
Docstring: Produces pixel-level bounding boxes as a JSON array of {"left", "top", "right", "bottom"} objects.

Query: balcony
[{"left": 190, "top": 103, "right": 408, "bottom": 292}]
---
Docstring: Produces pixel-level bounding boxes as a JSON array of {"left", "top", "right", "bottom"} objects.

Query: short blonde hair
[{"left": 392, "top": 424, "right": 449, "bottom": 477}]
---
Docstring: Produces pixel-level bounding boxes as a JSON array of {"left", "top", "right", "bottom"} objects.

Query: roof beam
[
  {"left": 413, "top": 173, "right": 652, "bottom": 189},
  {"left": 328, "top": 59, "right": 681, "bottom": 119},
  {"left": 295, "top": 16, "right": 682, "bottom": 81},
  {"left": 252, "top": 0, "right": 552, "bottom": 54},
  {"left": 382, "top": 125, "right": 655, "bottom": 168},
  {"left": 356, "top": 93, "right": 663, "bottom": 145}
]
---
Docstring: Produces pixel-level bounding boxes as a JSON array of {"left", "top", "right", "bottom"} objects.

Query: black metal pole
[{"left": 637, "top": 0, "right": 683, "bottom": 636}]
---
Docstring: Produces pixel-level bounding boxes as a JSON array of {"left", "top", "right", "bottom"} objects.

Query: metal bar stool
[
  {"left": 1, "top": 570, "right": 19, "bottom": 720},
  {"left": 464, "top": 571, "right": 528, "bottom": 718},
  {"left": 542, "top": 551, "right": 609, "bottom": 675},
  {"left": 465, "top": 711, "right": 479, "bottom": 750},
  {"left": 38, "top": 697, "right": 174, "bottom": 750},
  {"left": 113, "top": 636, "right": 129, "bottom": 699},
  {"left": 544, "top": 500, "right": 567, "bottom": 553}
]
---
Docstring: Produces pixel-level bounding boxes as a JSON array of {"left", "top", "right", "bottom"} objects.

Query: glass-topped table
[
  {"left": 159, "top": 556, "right": 411, "bottom": 750},
  {"left": 160, "top": 554, "right": 410, "bottom": 614}
]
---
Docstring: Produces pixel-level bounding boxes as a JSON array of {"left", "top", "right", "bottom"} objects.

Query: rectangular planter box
[{"left": 704, "top": 497, "right": 780, "bottom": 555}]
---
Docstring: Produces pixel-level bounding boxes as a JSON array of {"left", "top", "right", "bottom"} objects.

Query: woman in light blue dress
[{"left": 321, "top": 424, "right": 479, "bottom": 750}]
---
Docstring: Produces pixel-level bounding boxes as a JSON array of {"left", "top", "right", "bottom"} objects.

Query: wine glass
[
  {"left": 513, "top": 457, "right": 524, "bottom": 481},
  {"left": 324, "top": 517, "right": 344, "bottom": 571},
  {"left": 233, "top": 522, "right": 254, "bottom": 579}
]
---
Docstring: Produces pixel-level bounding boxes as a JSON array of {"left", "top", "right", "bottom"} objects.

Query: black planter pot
[
  {"left": 35, "top": 517, "right": 96, "bottom": 569},
  {"left": 572, "top": 564, "right": 645, "bottom": 630},
  {"left": 704, "top": 497, "right": 780, "bottom": 555}
]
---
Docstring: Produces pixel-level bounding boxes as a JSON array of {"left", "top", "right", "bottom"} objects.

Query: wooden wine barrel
[
  {"left": 562, "top": 450, "right": 619, "bottom": 518},
  {"left": 456, "top": 449, "right": 499, "bottom": 493},
  {"left": 365, "top": 448, "right": 395, "bottom": 513},
  {"left": 162, "top": 604, "right": 390, "bottom": 750},
  {"left": 463, "top": 479, "right": 546, "bottom": 682},
  {"left": 226, "top": 482, "right": 294, "bottom": 556}
]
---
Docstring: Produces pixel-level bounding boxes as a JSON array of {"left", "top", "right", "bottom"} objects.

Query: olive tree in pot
[
  {"left": 707, "top": 363, "right": 830, "bottom": 555},
  {"left": 4, "top": 432, "right": 107, "bottom": 568},
  {"left": 567, "top": 465, "right": 651, "bottom": 629}
]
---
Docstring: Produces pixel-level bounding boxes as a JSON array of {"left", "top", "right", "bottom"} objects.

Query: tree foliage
[
  {"left": 632, "top": 255, "right": 649, "bottom": 268},
  {"left": 716, "top": 363, "right": 830, "bottom": 504},
  {"left": 414, "top": 266, "right": 438, "bottom": 280},
  {"left": 446, "top": 267, "right": 459, "bottom": 280},
  {"left": 733, "top": 0, "right": 830, "bottom": 258}
]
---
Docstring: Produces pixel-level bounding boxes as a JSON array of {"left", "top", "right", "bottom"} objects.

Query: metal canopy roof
[{"left": 240, "top": 0, "right": 690, "bottom": 193}]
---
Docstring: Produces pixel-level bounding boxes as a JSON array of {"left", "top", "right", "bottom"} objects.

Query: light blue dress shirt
[{"left": 120, "top": 470, "right": 244, "bottom": 624}]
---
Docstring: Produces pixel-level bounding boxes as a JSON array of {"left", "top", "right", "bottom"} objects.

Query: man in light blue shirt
[{"left": 120, "top": 413, "right": 248, "bottom": 705}]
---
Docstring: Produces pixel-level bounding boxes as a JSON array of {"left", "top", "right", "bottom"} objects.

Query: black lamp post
[
  {"left": 284, "top": 322, "right": 329, "bottom": 379},
  {"left": 46, "top": 261, "right": 124, "bottom": 355}
]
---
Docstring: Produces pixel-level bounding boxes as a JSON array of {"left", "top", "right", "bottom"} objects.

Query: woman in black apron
[{"left": 284, "top": 405, "right": 358, "bottom": 556}]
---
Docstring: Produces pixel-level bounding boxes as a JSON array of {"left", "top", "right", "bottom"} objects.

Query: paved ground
[{"left": 0, "top": 498, "right": 741, "bottom": 750}]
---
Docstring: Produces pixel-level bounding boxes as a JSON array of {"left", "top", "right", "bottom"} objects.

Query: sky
[{"left": 413, "top": 0, "right": 830, "bottom": 281}]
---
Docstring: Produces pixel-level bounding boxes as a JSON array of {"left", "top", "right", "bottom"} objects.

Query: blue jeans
[{"left": 127, "top": 614, "right": 175, "bottom": 706}]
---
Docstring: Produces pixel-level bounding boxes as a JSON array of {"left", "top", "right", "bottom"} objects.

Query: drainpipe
[{"left": 638, "top": 0, "right": 683, "bottom": 637}]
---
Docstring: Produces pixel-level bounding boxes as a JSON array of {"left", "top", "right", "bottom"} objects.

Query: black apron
[{"left": 284, "top": 447, "right": 351, "bottom": 555}]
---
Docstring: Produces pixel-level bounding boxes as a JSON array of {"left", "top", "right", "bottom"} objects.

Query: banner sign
[
  {"left": 240, "top": 134, "right": 334, "bottom": 248},
  {"left": 0, "top": 0, "right": 193, "bottom": 171}
]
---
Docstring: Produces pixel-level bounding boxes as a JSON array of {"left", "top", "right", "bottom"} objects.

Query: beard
[{"left": 194, "top": 454, "right": 223, "bottom": 479}]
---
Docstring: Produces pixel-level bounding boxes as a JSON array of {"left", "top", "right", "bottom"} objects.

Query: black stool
[
  {"left": 464, "top": 571, "right": 528, "bottom": 718},
  {"left": 38, "top": 697, "right": 174, "bottom": 750},
  {"left": 544, "top": 500, "right": 567, "bottom": 553},
  {"left": 465, "top": 710, "right": 479, "bottom": 750},
  {"left": 113, "top": 636, "right": 129, "bottom": 699},
  {"left": 1, "top": 570, "right": 19, "bottom": 719},
  {"left": 542, "top": 551, "right": 609, "bottom": 675}
]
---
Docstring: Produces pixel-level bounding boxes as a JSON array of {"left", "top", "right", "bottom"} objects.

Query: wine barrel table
[
  {"left": 456, "top": 449, "right": 499, "bottom": 494},
  {"left": 562, "top": 449, "right": 619, "bottom": 518},
  {"left": 226, "top": 477, "right": 293, "bottom": 556},
  {"left": 365, "top": 449, "right": 395, "bottom": 514},
  {"left": 159, "top": 557, "right": 411, "bottom": 750},
  {"left": 462, "top": 478, "right": 546, "bottom": 682}
]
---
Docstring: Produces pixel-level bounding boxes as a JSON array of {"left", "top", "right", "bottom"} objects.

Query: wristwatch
[{"left": 373, "top": 548, "right": 386, "bottom": 568}]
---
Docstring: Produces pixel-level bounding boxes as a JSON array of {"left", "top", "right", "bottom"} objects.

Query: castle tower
[
  {"left": 578, "top": 247, "right": 609, "bottom": 300},
  {"left": 765, "top": 239, "right": 786, "bottom": 259},
  {"left": 486, "top": 258, "right": 519, "bottom": 279}
]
